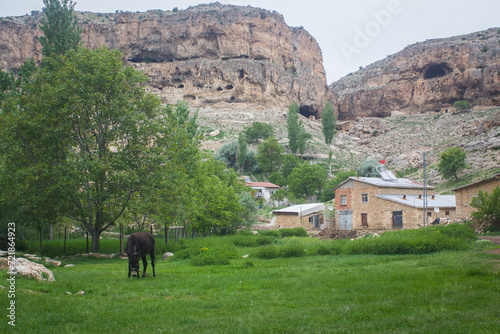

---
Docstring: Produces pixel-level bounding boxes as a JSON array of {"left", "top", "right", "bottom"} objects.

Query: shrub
[
  {"left": 253, "top": 245, "right": 279, "bottom": 259},
  {"left": 279, "top": 227, "right": 308, "bottom": 238},
  {"left": 258, "top": 230, "right": 281, "bottom": 238},
  {"left": 278, "top": 240, "right": 305, "bottom": 258},
  {"left": 173, "top": 237, "right": 238, "bottom": 266}
]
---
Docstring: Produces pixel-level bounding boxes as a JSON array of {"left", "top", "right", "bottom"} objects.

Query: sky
[{"left": 1, "top": 0, "right": 500, "bottom": 83}]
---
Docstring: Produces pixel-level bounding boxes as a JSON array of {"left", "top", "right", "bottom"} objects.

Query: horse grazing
[{"left": 126, "top": 232, "right": 156, "bottom": 279}]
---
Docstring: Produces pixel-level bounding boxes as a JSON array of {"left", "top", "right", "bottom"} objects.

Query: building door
[
  {"left": 339, "top": 210, "right": 353, "bottom": 230},
  {"left": 393, "top": 211, "right": 403, "bottom": 228},
  {"left": 361, "top": 213, "right": 368, "bottom": 227}
]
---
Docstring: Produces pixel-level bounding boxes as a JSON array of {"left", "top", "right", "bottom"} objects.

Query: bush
[
  {"left": 173, "top": 237, "right": 238, "bottom": 266},
  {"left": 343, "top": 224, "right": 473, "bottom": 255},
  {"left": 279, "top": 227, "right": 308, "bottom": 238},
  {"left": 258, "top": 230, "right": 281, "bottom": 238},
  {"left": 253, "top": 245, "right": 279, "bottom": 259},
  {"left": 278, "top": 240, "right": 305, "bottom": 258}
]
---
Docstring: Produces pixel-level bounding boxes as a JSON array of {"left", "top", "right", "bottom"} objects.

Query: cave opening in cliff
[
  {"left": 424, "top": 63, "right": 450, "bottom": 79},
  {"left": 299, "top": 105, "right": 317, "bottom": 119}
]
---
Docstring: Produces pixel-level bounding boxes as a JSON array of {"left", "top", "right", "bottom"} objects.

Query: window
[
  {"left": 445, "top": 211, "right": 450, "bottom": 216},
  {"left": 341, "top": 195, "right": 347, "bottom": 206},
  {"left": 361, "top": 213, "right": 368, "bottom": 227},
  {"left": 361, "top": 194, "right": 368, "bottom": 203}
]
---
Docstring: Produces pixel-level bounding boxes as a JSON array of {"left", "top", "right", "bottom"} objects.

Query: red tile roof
[{"left": 246, "top": 182, "right": 280, "bottom": 188}]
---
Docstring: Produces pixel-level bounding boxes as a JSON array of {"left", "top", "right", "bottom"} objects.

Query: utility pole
[{"left": 422, "top": 152, "right": 428, "bottom": 227}]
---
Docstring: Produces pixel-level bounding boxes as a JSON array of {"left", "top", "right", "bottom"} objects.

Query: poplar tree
[
  {"left": 322, "top": 102, "right": 337, "bottom": 145},
  {"left": 39, "top": 0, "right": 81, "bottom": 57}
]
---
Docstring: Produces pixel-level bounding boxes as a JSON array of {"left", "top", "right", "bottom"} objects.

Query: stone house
[
  {"left": 452, "top": 173, "right": 500, "bottom": 219},
  {"left": 334, "top": 177, "right": 456, "bottom": 230},
  {"left": 272, "top": 203, "right": 325, "bottom": 230}
]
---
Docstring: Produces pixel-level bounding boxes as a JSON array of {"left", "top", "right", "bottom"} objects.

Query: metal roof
[
  {"left": 451, "top": 173, "right": 500, "bottom": 191},
  {"left": 273, "top": 203, "right": 325, "bottom": 217},
  {"left": 376, "top": 194, "right": 456, "bottom": 209},
  {"left": 335, "top": 177, "right": 434, "bottom": 190}
]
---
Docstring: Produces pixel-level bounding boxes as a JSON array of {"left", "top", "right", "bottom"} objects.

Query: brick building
[
  {"left": 334, "top": 176, "right": 456, "bottom": 230},
  {"left": 452, "top": 173, "right": 500, "bottom": 219}
]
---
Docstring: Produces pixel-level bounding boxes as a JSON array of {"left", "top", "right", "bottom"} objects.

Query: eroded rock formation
[
  {"left": 330, "top": 28, "right": 500, "bottom": 120},
  {"left": 0, "top": 3, "right": 329, "bottom": 117}
]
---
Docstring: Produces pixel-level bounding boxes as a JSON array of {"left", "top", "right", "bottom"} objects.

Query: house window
[
  {"left": 361, "top": 213, "right": 368, "bottom": 227},
  {"left": 428, "top": 211, "right": 432, "bottom": 217},
  {"left": 445, "top": 211, "right": 450, "bottom": 216},
  {"left": 341, "top": 195, "right": 347, "bottom": 206},
  {"left": 361, "top": 194, "right": 368, "bottom": 203}
]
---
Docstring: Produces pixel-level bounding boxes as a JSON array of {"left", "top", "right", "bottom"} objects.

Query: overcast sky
[{"left": 2, "top": 0, "right": 499, "bottom": 83}]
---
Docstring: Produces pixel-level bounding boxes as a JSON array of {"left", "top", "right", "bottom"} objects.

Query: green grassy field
[{"left": 2, "top": 228, "right": 500, "bottom": 333}]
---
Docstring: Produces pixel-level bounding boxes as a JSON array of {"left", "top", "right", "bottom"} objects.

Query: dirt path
[{"left": 478, "top": 236, "right": 500, "bottom": 245}]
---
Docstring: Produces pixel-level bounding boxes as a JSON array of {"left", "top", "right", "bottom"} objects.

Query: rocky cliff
[
  {"left": 0, "top": 3, "right": 329, "bottom": 117},
  {"left": 330, "top": 28, "right": 500, "bottom": 120}
]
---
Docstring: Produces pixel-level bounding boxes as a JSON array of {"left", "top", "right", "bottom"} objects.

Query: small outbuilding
[
  {"left": 272, "top": 203, "right": 325, "bottom": 230},
  {"left": 452, "top": 173, "right": 500, "bottom": 219}
]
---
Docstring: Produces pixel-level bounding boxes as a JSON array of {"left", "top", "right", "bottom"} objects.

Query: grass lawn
[{"left": 1, "top": 246, "right": 499, "bottom": 333}]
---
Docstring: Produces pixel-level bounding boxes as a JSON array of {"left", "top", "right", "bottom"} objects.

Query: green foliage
[
  {"left": 395, "top": 166, "right": 419, "bottom": 178},
  {"left": 287, "top": 101, "right": 301, "bottom": 153},
  {"left": 280, "top": 154, "right": 301, "bottom": 181},
  {"left": 344, "top": 224, "right": 474, "bottom": 255},
  {"left": 288, "top": 163, "right": 327, "bottom": 199},
  {"left": 319, "top": 169, "right": 357, "bottom": 202},
  {"left": 39, "top": 0, "right": 82, "bottom": 57},
  {"left": 0, "top": 47, "right": 198, "bottom": 251},
  {"left": 471, "top": 186, "right": 500, "bottom": 229},
  {"left": 278, "top": 239, "right": 305, "bottom": 257},
  {"left": 171, "top": 100, "right": 201, "bottom": 141},
  {"left": 453, "top": 100, "right": 471, "bottom": 112},
  {"left": 244, "top": 150, "right": 260, "bottom": 173},
  {"left": 256, "top": 137, "right": 284, "bottom": 175},
  {"left": 238, "top": 191, "right": 259, "bottom": 228},
  {"left": 244, "top": 122, "right": 274, "bottom": 144},
  {"left": 173, "top": 237, "right": 238, "bottom": 266},
  {"left": 278, "top": 227, "right": 308, "bottom": 237},
  {"left": 237, "top": 132, "right": 247, "bottom": 173},
  {"left": 321, "top": 102, "right": 337, "bottom": 145},
  {"left": 252, "top": 244, "right": 278, "bottom": 259},
  {"left": 214, "top": 140, "right": 238, "bottom": 168},
  {"left": 358, "top": 158, "right": 380, "bottom": 177},
  {"left": 270, "top": 188, "right": 287, "bottom": 203},
  {"left": 438, "top": 146, "right": 467, "bottom": 180},
  {"left": 268, "top": 171, "right": 287, "bottom": 187}
]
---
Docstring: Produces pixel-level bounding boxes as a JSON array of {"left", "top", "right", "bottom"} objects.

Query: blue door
[{"left": 339, "top": 210, "right": 353, "bottom": 230}]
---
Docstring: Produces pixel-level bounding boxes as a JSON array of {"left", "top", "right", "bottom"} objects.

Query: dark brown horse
[{"left": 126, "top": 232, "right": 156, "bottom": 279}]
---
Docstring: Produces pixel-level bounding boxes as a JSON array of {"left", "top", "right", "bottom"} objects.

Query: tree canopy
[
  {"left": 39, "top": 0, "right": 82, "bottom": 57},
  {"left": 358, "top": 158, "right": 380, "bottom": 178},
  {"left": 288, "top": 163, "right": 327, "bottom": 200},
  {"left": 256, "top": 137, "right": 284, "bottom": 175},
  {"left": 471, "top": 186, "right": 500, "bottom": 230},
  {"left": 0, "top": 47, "right": 198, "bottom": 250},
  {"left": 438, "top": 147, "right": 467, "bottom": 180},
  {"left": 244, "top": 122, "right": 274, "bottom": 144},
  {"left": 321, "top": 102, "right": 336, "bottom": 145}
]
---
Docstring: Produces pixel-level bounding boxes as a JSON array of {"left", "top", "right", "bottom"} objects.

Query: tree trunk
[{"left": 91, "top": 231, "right": 100, "bottom": 251}]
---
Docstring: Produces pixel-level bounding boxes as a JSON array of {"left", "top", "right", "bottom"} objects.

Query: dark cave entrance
[
  {"left": 299, "top": 105, "right": 317, "bottom": 119},
  {"left": 423, "top": 63, "right": 450, "bottom": 79}
]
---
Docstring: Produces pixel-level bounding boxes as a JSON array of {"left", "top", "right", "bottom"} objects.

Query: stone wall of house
[
  {"left": 455, "top": 175, "right": 500, "bottom": 219},
  {"left": 275, "top": 213, "right": 322, "bottom": 230}
]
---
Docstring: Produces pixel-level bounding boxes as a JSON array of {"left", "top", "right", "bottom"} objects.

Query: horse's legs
[
  {"left": 150, "top": 250, "right": 156, "bottom": 277},
  {"left": 141, "top": 256, "right": 148, "bottom": 277}
]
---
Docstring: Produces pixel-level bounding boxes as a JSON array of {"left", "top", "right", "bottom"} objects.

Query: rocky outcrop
[
  {"left": 0, "top": 3, "right": 329, "bottom": 117},
  {"left": 330, "top": 28, "right": 500, "bottom": 120}
]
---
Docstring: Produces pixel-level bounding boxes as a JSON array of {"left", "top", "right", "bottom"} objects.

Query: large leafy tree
[
  {"left": 0, "top": 47, "right": 197, "bottom": 250},
  {"left": 256, "top": 137, "right": 284, "bottom": 175},
  {"left": 321, "top": 102, "right": 337, "bottom": 145},
  {"left": 39, "top": 0, "right": 82, "bottom": 57},
  {"left": 288, "top": 163, "right": 327, "bottom": 200},
  {"left": 191, "top": 157, "right": 246, "bottom": 235},
  {"left": 244, "top": 122, "right": 274, "bottom": 144},
  {"left": 438, "top": 147, "right": 467, "bottom": 180}
]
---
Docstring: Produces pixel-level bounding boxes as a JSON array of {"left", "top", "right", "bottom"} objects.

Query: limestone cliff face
[
  {"left": 330, "top": 28, "right": 500, "bottom": 120},
  {"left": 0, "top": 3, "right": 329, "bottom": 117}
]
